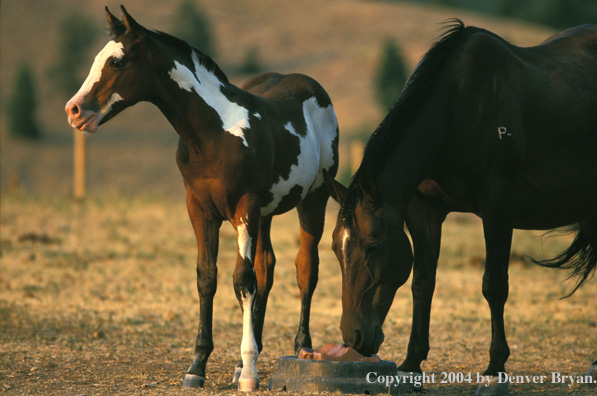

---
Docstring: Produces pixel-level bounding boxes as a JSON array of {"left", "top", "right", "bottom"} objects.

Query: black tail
[{"left": 534, "top": 228, "right": 597, "bottom": 298}]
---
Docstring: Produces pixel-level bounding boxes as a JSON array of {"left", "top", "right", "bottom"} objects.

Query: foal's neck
[{"left": 155, "top": 50, "right": 248, "bottom": 153}]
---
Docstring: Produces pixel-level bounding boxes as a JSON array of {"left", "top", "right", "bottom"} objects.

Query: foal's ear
[
  {"left": 323, "top": 170, "right": 347, "bottom": 203},
  {"left": 121, "top": 6, "right": 146, "bottom": 40},
  {"left": 105, "top": 7, "right": 125, "bottom": 37}
]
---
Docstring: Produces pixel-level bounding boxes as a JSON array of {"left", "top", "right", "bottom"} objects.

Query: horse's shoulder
[{"left": 457, "top": 29, "right": 518, "bottom": 64}]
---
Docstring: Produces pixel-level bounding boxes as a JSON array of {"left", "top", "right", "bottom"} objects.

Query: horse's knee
[
  {"left": 295, "top": 248, "right": 319, "bottom": 294},
  {"left": 196, "top": 266, "right": 217, "bottom": 297},
  {"left": 482, "top": 274, "right": 509, "bottom": 305}
]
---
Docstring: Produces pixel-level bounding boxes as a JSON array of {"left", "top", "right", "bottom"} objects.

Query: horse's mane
[
  {"left": 110, "top": 26, "right": 230, "bottom": 85},
  {"left": 341, "top": 19, "right": 468, "bottom": 221}
]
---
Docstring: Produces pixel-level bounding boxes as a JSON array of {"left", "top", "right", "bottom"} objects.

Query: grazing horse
[
  {"left": 325, "top": 20, "right": 596, "bottom": 392},
  {"left": 65, "top": 7, "right": 338, "bottom": 391}
]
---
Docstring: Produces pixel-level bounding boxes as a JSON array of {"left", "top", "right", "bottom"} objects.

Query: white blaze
[{"left": 74, "top": 41, "right": 124, "bottom": 100}]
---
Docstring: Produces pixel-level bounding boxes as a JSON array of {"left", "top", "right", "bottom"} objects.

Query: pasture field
[{"left": 1, "top": 193, "right": 595, "bottom": 395}]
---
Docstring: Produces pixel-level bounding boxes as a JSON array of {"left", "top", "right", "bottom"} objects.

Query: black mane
[
  {"left": 342, "top": 19, "right": 468, "bottom": 220},
  {"left": 149, "top": 30, "right": 230, "bottom": 84}
]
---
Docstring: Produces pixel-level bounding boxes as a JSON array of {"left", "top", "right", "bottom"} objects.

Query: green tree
[
  {"left": 374, "top": 38, "right": 408, "bottom": 110},
  {"left": 49, "top": 11, "right": 99, "bottom": 96},
  {"left": 172, "top": 0, "right": 216, "bottom": 56},
  {"left": 240, "top": 47, "right": 262, "bottom": 74},
  {"left": 7, "top": 64, "right": 41, "bottom": 139}
]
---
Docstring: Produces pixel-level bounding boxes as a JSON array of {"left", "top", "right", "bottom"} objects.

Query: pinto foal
[{"left": 65, "top": 7, "right": 338, "bottom": 391}]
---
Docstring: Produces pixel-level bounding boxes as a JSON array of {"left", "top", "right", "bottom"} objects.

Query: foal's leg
[
  {"left": 293, "top": 186, "right": 328, "bottom": 353},
  {"left": 183, "top": 189, "right": 222, "bottom": 388},
  {"left": 232, "top": 206, "right": 261, "bottom": 391},
  {"left": 232, "top": 216, "right": 276, "bottom": 384},
  {"left": 252, "top": 216, "right": 276, "bottom": 351},
  {"left": 399, "top": 193, "right": 447, "bottom": 373}
]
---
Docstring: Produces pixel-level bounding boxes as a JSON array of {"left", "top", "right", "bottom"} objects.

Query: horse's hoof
[
  {"left": 589, "top": 363, "right": 597, "bottom": 381},
  {"left": 182, "top": 374, "right": 205, "bottom": 388},
  {"left": 238, "top": 377, "right": 259, "bottom": 392},
  {"left": 476, "top": 376, "right": 509, "bottom": 396},
  {"left": 231, "top": 365, "right": 242, "bottom": 384},
  {"left": 396, "top": 371, "right": 424, "bottom": 391}
]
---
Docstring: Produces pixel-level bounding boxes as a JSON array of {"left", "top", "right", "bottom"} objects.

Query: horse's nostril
[
  {"left": 353, "top": 329, "right": 363, "bottom": 350},
  {"left": 66, "top": 102, "right": 80, "bottom": 117}
]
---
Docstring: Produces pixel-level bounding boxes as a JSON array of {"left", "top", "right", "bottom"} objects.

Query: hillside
[{"left": 1, "top": 0, "right": 554, "bottom": 196}]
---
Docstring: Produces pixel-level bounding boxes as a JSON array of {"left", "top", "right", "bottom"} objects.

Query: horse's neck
[{"left": 156, "top": 51, "right": 247, "bottom": 153}]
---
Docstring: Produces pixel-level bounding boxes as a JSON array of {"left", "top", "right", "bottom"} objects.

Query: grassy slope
[{"left": 1, "top": 0, "right": 554, "bottom": 196}]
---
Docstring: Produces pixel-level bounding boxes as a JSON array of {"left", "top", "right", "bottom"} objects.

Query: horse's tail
[{"left": 534, "top": 227, "right": 597, "bottom": 298}]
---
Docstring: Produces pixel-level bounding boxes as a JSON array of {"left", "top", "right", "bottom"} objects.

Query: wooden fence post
[{"left": 73, "top": 129, "right": 86, "bottom": 199}]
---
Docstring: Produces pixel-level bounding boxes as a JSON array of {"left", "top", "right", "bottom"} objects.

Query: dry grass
[{"left": 1, "top": 195, "right": 595, "bottom": 395}]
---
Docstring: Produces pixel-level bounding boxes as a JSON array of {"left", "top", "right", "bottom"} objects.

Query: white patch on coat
[
  {"left": 73, "top": 41, "right": 124, "bottom": 101},
  {"left": 239, "top": 289, "right": 259, "bottom": 384},
  {"left": 303, "top": 97, "right": 338, "bottom": 190},
  {"left": 237, "top": 218, "right": 253, "bottom": 260},
  {"left": 253, "top": 112, "right": 262, "bottom": 120},
  {"left": 169, "top": 52, "right": 250, "bottom": 147},
  {"left": 101, "top": 93, "right": 123, "bottom": 116},
  {"left": 260, "top": 97, "right": 338, "bottom": 216}
]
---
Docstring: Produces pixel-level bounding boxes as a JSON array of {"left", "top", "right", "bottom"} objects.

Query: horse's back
[{"left": 440, "top": 25, "right": 597, "bottom": 226}]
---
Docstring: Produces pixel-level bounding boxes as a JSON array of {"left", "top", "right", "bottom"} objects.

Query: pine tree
[
  {"left": 7, "top": 64, "right": 41, "bottom": 139},
  {"left": 172, "top": 0, "right": 216, "bottom": 56},
  {"left": 374, "top": 39, "right": 408, "bottom": 110},
  {"left": 240, "top": 47, "right": 262, "bottom": 74}
]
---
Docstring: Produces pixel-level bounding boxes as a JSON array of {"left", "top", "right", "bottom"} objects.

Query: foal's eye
[
  {"left": 365, "top": 243, "right": 380, "bottom": 258},
  {"left": 109, "top": 59, "right": 124, "bottom": 68}
]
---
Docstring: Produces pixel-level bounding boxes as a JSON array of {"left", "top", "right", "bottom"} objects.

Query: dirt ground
[{"left": 1, "top": 195, "right": 595, "bottom": 396}]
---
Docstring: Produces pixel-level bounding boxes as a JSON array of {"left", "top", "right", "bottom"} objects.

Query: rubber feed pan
[{"left": 268, "top": 356, "right": 419, "bottom": 395}]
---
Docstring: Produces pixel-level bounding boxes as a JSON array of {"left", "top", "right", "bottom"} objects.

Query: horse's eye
[
  {"left": 365, "top": 243, "right": 380, "bottom": 258},
  {"left": 109, "top": 59, "right": 124, "bottom": 68}
]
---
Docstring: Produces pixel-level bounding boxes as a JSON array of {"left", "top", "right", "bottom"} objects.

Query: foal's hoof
[
  {"left": 238, "top": 377, "right": 259, "bottom": 392},
  {"left": 476, "top": 376, "right": 509, "bottom": 396},
  {"left": 182, "top": 374, "right": 205, "bottom": 388}
]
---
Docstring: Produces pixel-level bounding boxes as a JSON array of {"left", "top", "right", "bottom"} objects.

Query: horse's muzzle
[
  {"left": 65, "top": 100, "right": 99, "bottom": 134},
  {"left": 342, "top": 323, "right": 384, "bottom": 356}
]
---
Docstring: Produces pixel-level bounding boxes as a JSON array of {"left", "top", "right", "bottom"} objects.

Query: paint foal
[{"left": 65, "top": 7, "right": 338, "bottom": 391}]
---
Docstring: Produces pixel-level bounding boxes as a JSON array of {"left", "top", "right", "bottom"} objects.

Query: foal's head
[
  {"left": 326, "top": 173, "right": 413, "bottom": 355},
  {"left": 65, "top": 7, "right": 162, "bottom": 133}
]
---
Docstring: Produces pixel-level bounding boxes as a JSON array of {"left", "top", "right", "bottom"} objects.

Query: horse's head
[
  {"left": 325, "top": 172, "right": 413, "bottom": 355},
  {"left": 65, "top": 7, "right": 155, "bottom": 134}
]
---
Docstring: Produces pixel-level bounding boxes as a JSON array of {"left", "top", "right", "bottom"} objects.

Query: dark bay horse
[
  {"left": 65, "top": 7, "right": 338, "bottom": 391},
  {"left": 325, "top": 19, "right": 596, "bottom": 391}
]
